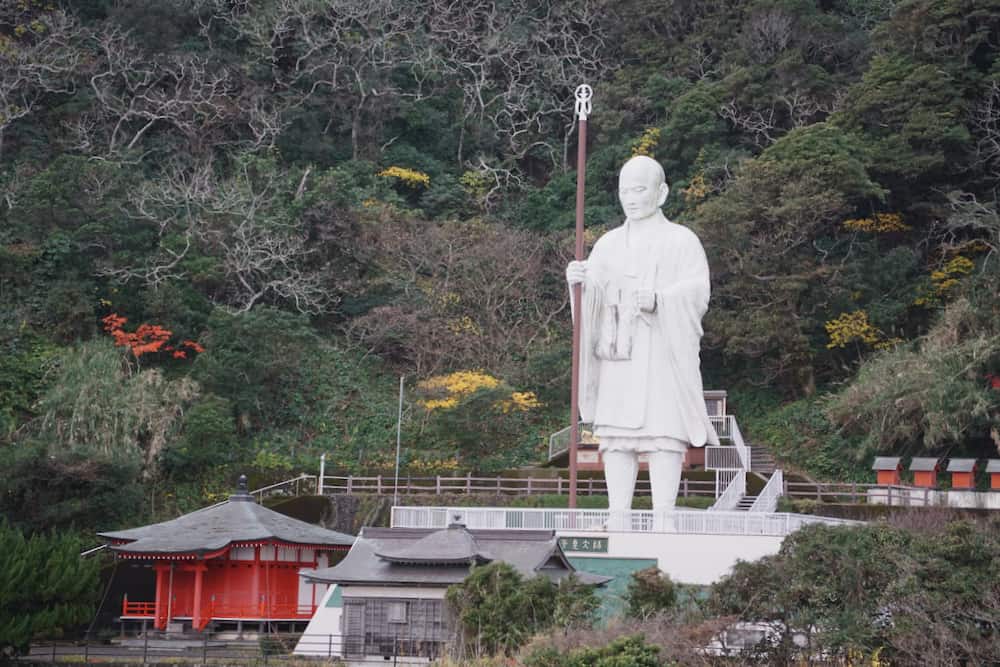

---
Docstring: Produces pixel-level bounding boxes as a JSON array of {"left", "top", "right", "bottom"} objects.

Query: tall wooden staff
[{"left": 569, "top": 84, "right": 592, "bottom": 509}]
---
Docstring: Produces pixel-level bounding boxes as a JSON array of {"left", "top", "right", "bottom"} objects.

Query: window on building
[{"left": 388, "top": 601, "right": 407, "bottom": 623}]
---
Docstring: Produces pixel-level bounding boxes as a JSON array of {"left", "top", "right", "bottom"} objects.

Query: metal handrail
[
  {"left": 749, "top": 469, "right": 784, "bottom": 512},
  {"left": 710, "top": 470, "right": 745, "bottom": 511},
  {"left": 729, "top": 416, "right": 751, "bottom": 471}
]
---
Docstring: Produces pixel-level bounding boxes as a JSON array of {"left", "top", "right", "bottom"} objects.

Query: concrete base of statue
[{"left": 390, "top": 505, "right": 860, "bottom": 585}]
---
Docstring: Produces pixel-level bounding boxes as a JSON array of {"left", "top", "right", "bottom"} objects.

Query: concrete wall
[
  {"left": 867, "top": 487, "right": 1000, "bottom": 509},
  {"left": 557, "top": 529, "right": 784, "bottom": 585}
]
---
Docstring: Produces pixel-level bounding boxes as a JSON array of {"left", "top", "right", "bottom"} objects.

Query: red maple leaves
[{"left": 102, "top": 314, "right": 205, "bottom": 360}]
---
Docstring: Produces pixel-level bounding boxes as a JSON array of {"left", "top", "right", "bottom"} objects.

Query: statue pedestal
[{"left": 390, "top": 505, "right": 859, "bottom": 585}]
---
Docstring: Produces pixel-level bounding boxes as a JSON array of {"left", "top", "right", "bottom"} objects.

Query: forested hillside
[{"left": 1, "top": 0, "right": 998, "bottom": 532}]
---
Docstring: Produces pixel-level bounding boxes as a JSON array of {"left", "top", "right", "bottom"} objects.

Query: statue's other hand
[
  {"left": 566, "top": 260, "right": 588, "bottom": 285},
  {"left": 635, "top": 289, "right": 657, "bottom": 313}
]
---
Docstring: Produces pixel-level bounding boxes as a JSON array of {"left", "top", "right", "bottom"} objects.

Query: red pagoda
[{"left": 99, "top": 475, "right": 354, "bottom": 634}]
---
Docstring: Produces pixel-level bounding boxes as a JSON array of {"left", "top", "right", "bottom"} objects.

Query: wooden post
[
  {"left": 377, "top": 475, "right": 382, "bottom": 495},
  {"left": 496, "top": 476, "right": 501, "bottom": 493},
  {"left": 347, "top": 476, "right": 353, "bottom": 494},
  {"left": 557, "top": 477, "right": 563, "bottom": 495},
  {"left": 436, "top": 476, "right": 441, "bottom": 495},
  {"left": 527, "top": 477, "right": 533, "bottom": 495},
  {"left": 588, "top": 478, "right": 594, "bottom": 496},
  {"left": 466, "top": 472, "right": 472, "bottom": 494},
  {"left": 192, "top": 564, "right": 206, "bottom": 631}
]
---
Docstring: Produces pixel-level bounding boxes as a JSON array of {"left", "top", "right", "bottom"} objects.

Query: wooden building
[
  {"left": 298, "top": 520, "right": 608, "bottom": 660},
  {"left": 872, "top": 457, "right": 902, "bottom": 486},
  {"left": 909, "top": 457, "right": 941, "bottom": 488},
  {"left": 99, "top": 476, "right": 354, "bottom": 633},
  {"left": 988, "top": 460, "right": 1000, "bottom": 490},
  {"left": 946, "top": 459, "right": 978, "bottom": 490}
]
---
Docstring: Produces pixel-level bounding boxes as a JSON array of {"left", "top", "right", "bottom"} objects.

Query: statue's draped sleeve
[
  {"left": 651, "top": 229, "right": 719, "bottom": 447},
  {"left": 576, "top": 259, "right": 604, "bottom": 424}
]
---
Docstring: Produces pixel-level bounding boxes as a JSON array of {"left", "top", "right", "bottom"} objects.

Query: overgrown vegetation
[
  {"left": 446, "top": 562, "right": 598, "bottom": 657},
  {"left": 0, "top": 521, "right": 100, "bottom": 657},
  {"left": 1, "top": 0, "right": 998, "bottom": 530}
]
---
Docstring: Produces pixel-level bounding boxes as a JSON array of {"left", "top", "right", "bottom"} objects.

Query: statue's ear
[{"left": 657, "top": 182, "right": 669, "bottom": 207}]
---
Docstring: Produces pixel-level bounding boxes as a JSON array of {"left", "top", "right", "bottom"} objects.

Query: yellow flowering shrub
[
  {"left": 825, "top": 310, "right": 901, "bottom": 351},
  {"left": 417, "top": 370, "right": 541, "bottom": 413},
  {"left": 842, "top": 212, "right": 910, "bottom": 233},
  {"left": 406, "top": 457, "right": 461, "bottom": 474},
  {"left": 499, "top": 391, "right": 541, "bottom": 413},
  {"left": 631, "top": 127, "right": 661, "bottom": 157},
  {"left": 418, "top": 370, "right": 501, "bottom": 410},
  {"left": 914, "top": 255, "right": 975, "bottom": 307},
  {"left": 682, "top": 173, "right": 710, "bottom": 205},
  {"left": 378, "top": 165, "right": 430, "bottom": 188}
]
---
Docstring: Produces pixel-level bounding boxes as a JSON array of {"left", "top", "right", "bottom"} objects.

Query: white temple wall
[{"left": 557, "top": 530, "right": 784, "bottom": 585}]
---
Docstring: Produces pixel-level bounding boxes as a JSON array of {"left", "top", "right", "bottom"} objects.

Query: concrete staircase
[
  {"left": 750, "top": 445, "right": 777, "bottom": 475},
  {"left": 735, "top": 494, "right": 758, "bottom": 511}
]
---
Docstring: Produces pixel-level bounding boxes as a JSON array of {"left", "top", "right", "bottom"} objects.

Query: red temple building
[{"left": 99, "top": 476, "right": 354, "bottom": 634}]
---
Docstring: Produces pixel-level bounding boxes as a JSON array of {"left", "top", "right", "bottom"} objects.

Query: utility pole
[{"left": 393, "top": 376, "right": 404, "bottom": 506}]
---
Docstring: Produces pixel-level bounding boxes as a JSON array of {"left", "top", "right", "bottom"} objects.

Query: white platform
[{"left": 391, "top": 506, "right": 859, "bottom": 585}]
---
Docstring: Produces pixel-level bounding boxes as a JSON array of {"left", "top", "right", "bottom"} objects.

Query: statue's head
[{"left": 618, "top": 156, "right": 669, "bottom": 222}]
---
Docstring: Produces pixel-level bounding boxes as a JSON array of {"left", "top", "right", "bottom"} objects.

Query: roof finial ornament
[{"left": 230, "top": 474, "right": 253, "bottom": 501}]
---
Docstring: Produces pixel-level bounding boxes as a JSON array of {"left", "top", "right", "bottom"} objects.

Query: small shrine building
[
  {"left": 295, "top": 520, "right": 609, "bottom": 660},
  {"left": 98, "top": 476, "right": 354, "bottom": 633}
]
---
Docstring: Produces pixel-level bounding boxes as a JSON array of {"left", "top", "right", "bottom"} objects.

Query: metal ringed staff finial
[{"left": 575, "top": 84, "right": 593, "bottom": 121}]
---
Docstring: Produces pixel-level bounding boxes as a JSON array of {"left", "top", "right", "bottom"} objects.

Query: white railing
[
  {"left": 706, "top": 446, "right": 745, "bottom": 470},
  {"left": 548, "top": 423, "right": 581, "bottom": 461},
  {"left": 749, "top": 469, "right": 784, "bottom": 512},
  {"left": 710, "top": 469, "right": 746, "bottom": 511},
  {"left": 390, "top": 505, "right": 859, "bottom": 537},
  {"left": 729, "top": 417, "right": 751, "bottom": 470},
  {"left": 709, "top": 415, "right": 734, "bottom": 440}
]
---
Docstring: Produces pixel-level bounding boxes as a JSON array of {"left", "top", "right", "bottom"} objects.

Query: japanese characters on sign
[{"left": 558, "top": 536, "right": 609, "bottom": 553}]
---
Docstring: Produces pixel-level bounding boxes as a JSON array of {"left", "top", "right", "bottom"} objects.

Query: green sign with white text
[{"left": 559, "top": 536, "right": 608, "bottom": 553}]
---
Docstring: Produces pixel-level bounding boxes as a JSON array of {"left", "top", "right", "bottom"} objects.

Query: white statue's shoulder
[
  {"left": 588, "top": 225, "right": 625, "bottom": 258},
  {"left": 664, "top": 220, "right": 705, "bottom": 248}
]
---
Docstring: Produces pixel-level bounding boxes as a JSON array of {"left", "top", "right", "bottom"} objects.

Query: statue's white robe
[{"left": 577, "top": 216, "right": 719, "bottom": 451}]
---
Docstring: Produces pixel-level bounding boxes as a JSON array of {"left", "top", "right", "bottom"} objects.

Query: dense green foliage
[
  {"left": 1, "top": 0, "right": 999, "bottom": 531},
  {"left": 709, "top": 518, "right": 1000, "bottom": 664},
  {"left": 524, "top": 635, "right": 661, "bottom": 667},
  {"left": 623, "top": 567, "right": 678, "bottom": 620},
  {"left": 446, "top": 562, "right": 599, "bottom": 657},
  {"left": 0, "top": 521, "right": 100, "bottom": 656}
]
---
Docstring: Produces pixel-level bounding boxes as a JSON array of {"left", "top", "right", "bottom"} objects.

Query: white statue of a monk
[{"left": 566, "top": 155, "right": 719, "bottom": 513}]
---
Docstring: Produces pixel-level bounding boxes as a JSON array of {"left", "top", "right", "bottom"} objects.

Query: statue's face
[{"left": 618, "top": 161, "right": 666, "bottom": 221}]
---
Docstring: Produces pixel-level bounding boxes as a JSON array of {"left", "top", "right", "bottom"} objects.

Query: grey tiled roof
[
  {"left": 946, "top": 458, "right": 978, "bottom": 473},
  {"left": 375, "top": 524, "right": 486, "bottom": 564},
  {"left": 986, "top": 460, "right": 1000, "bottom": 474},
  {"left": 909, "top": 457, "right": 940, "bottom": 472},
  {"left": 872, "top": 457, "right": 902, "bottom": 470},
  {"left": 302, "top": 526, "right": 610, "bottom": 587},
  {"left": 99, "top": 491, "right": 355, "bottom": 555}
]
